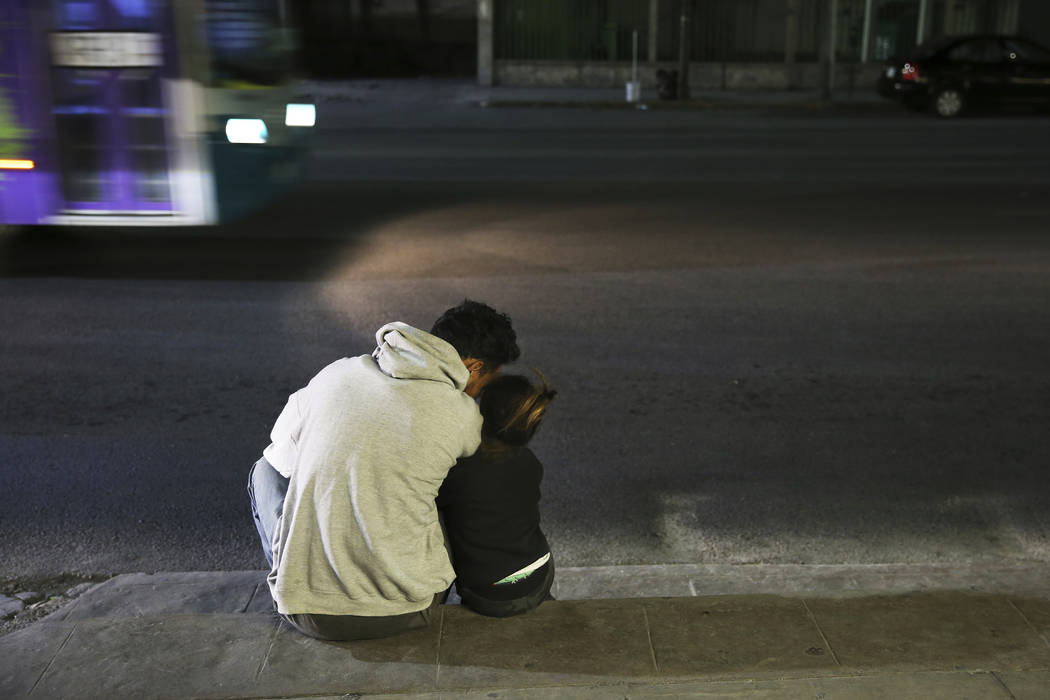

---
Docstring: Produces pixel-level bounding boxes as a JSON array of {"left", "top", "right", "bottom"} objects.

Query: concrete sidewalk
[
  {"left": 297, "top": 78, "right": 899, "bottom": 132},
  {"left": 3, "top": 564, "right": 1050, "bottom": 699},
  {"left": 302, "top": 78, "right": 889, "bottom": 111},
  {"left": 475, "top": 85, "right": 887, "bottom": 110}
]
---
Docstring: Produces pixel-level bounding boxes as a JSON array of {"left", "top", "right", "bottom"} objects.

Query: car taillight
[{"left": 901, "top": 62, "right": 919, "bottom": 81}]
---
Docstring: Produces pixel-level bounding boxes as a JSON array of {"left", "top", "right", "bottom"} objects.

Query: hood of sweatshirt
[{"left": 372, "top": 322, "right": 469, "bottom": 390}]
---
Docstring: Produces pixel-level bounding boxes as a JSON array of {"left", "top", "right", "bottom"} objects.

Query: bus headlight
[
  {"left": 225, "top": 118, "right": 268, "bottom": 144},
  {"left": 285, "top": 103, "right": 316, "bottom": 127}
]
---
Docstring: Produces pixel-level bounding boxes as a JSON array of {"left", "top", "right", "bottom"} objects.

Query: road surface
[{"left": 2, "top": 92, "right": 1049, "bottom": 580}]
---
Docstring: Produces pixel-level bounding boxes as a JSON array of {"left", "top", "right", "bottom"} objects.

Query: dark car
[{"left": 877, "top": 34, "right": 1050, "bottom": 117}]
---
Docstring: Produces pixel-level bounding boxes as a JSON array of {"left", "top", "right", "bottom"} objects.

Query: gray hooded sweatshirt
[{"left": 263, "top": 322, "right": 482, "bottom": 617}]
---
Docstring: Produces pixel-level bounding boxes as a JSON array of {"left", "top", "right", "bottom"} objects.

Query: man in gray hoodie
[{"left": 248, "top": 300, "right": 519, "bottom": 641}]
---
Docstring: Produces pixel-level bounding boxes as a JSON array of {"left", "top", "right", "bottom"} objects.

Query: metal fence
[
  {"left": 494, "top": 0, "right": 1022, "bottom": 63},
  {"left": 494, "top": 0, "right": 645, "bottom": 62},
  {"left": 495, "top": 0, "right": 860, "bottom": 62}
]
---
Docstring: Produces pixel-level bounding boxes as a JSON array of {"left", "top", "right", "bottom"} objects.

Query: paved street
[{"left": 2, "top": 86, "right": 1049, "bottom": 581}]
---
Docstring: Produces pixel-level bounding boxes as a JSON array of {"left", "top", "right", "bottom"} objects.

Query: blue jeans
[{"left": 247, "top": 456, "right": 288, "bottom": 569}]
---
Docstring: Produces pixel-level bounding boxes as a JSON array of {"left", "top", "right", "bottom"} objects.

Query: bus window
[
  {"left": 205, "top": 0, "right": 293, "bottom": 87},
  {"left": 52, "top": 0, "right": 97, "bottom": 30},
  {"left": 49, "top": 0, "right": 174, "bottom": 212},
  {"left": 53, "top": 0, "right": 166, "bottom": 31}
]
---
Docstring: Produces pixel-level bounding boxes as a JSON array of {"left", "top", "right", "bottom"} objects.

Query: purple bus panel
[
  {"left": 0, "top": 0, "right": 61, "bottom": 224},
  {"left": 49, "top": 0, "right": 177, "bottom": 213}
]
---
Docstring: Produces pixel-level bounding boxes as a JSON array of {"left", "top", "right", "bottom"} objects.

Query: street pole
[
  {"left": 786, "top": 0, "right": 800, "bottom": 89},
  {"left": 823, "top": 0, "right": 839, "bottom": 99},
  {"left": 916, "top": 0, "right": 929, "bottom": 45},
  {"left": 860, "top": 0, "right": 874, "bottom": 63},
  {"left": 829, "top": 0, "right": 838, "bottom": 98},
  {"left": 820, "top": 0, "right": 833, "bottom": 99},
  {"left": 676, "top": 0, "right": 692, "bottom": 100},
  {"left": 477, "top": 0, "right": 493, "bottom": 86},
  {"left": 648, "top": 0, "right": 658, "bottom": 64}
]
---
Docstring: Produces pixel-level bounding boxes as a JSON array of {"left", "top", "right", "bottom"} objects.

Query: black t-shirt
[{"left": 436, "top": 446, "right": 550, "bottom": 589}]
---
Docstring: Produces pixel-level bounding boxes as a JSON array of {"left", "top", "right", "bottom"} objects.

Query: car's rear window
[
  {"left": 945, "top": 38, "right": 1003, "bottom": 63},
  {"left": 912, "top": 36, "right": 958, "bottom": 59},
  {"left": 1003, "top": 38, "right": 1050, "bottom": 63}
]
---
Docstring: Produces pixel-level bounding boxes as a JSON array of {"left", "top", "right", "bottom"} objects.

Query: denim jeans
[{"left": 247, "top": 456, "right": 288, "bottom": 569}]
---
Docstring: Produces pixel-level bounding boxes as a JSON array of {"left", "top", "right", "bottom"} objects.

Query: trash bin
[{"left": 656, "top": 69, "right": 678, "bottom": 100}]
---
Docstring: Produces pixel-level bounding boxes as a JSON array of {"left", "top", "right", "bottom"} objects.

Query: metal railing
[{"left": 494, "top": 0, "right": 1023, "bottom": 64}]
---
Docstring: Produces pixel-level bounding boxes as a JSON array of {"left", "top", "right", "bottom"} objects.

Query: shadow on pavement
[{"left": 342, "top": 592, "right": 1050, "bottom": 679}]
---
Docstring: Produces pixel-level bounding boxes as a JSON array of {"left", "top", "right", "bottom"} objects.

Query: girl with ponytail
[{"left": 437, "top": 371, "right": 557, "bottom": 617}]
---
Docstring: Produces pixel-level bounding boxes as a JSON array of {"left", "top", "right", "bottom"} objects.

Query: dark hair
[
  {"left": 430, "top": 299, "right": 520, "bottom": 372},
  {"left": 479, "top": 371, "right": 557, "bottom": 448}
]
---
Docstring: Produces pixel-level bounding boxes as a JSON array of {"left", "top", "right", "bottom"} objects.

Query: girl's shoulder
[{"left": 456, "top": 445, "right": 540, "bottom": 470}]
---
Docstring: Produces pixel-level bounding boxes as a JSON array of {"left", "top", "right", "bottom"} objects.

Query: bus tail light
[{"left": 901, "top": 63, "right": 919, "bottom": 81}]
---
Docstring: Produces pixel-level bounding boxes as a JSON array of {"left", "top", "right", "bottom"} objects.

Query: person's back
[
  {"left": 269, "top": 328, "right": 480, "bottom": 617},
  {"left": 248, "top": 301, "right": 520, "bottom": 640},
  {"left": 437, "top": 372, "right": 557, "bottom": 617}
]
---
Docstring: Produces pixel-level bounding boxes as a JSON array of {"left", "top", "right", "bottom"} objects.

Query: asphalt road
[{"left": 2, "top": 95, "right": 1049, "bottom": 581}]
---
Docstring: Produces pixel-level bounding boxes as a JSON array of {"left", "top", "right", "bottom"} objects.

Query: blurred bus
[{"left": 0, "top": 0, "right": 315, "bottom": 226}]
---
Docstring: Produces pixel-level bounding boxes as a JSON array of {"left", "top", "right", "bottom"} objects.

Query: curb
[{"left": 479, "top": 98, "right": 893, "bottom": 112}]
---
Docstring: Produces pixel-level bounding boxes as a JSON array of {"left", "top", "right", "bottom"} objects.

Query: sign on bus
[{"left": 49, "top": 32, "right": 162, "bottom": 68}]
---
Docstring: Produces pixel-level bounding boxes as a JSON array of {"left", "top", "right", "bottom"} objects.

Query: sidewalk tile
[
  {"left": 58, "top": 571, "right": 264, "bottom": 620},
  {"left": 287, "top": 682, "right": 802, "bottom": 699},
  {"left": 808, "top": 671, "right": 1014, "bottom": 699},
  {"left": 470, "top": 680, "right": 822, "bottom": 698},
  {"left": 630, "top": 671, "right": 1012, "bottom": 698},
  {"left": 641, "top": 595, "right": 837, "bottom": 677},
  {"left": 30, "top": 614, "right": 276, "bottom": 700},
  {"left": 996, "top": 670, "right": 1050, "bottom": 699},
  {"left": 806, "top": 592, "right": 1050, "bottom": 671},
  {"left": 1010, "top": 597, "right": 1050, "bottom": 647},
  {"left": 253, "top": 615, "right": 440, "bottom": 696},
  {"left": 244, "top": 582, "right": 276, "bottom": 614},
  {"left": 279, "top": 696, "right": 437, "bottom": 700},
  {"left": 275, "top": 671, "right": 1016, "bottom": 699},
  {"left": 437, "top": 599, "right": 655, "bottom": 688},
  {"left": 0, "top": 621, "right": 75, "bottom": 698}
]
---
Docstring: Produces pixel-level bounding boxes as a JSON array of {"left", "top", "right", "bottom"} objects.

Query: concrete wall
[{"left": 495, "top": 60, "right": 883, "bottom": 92}]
